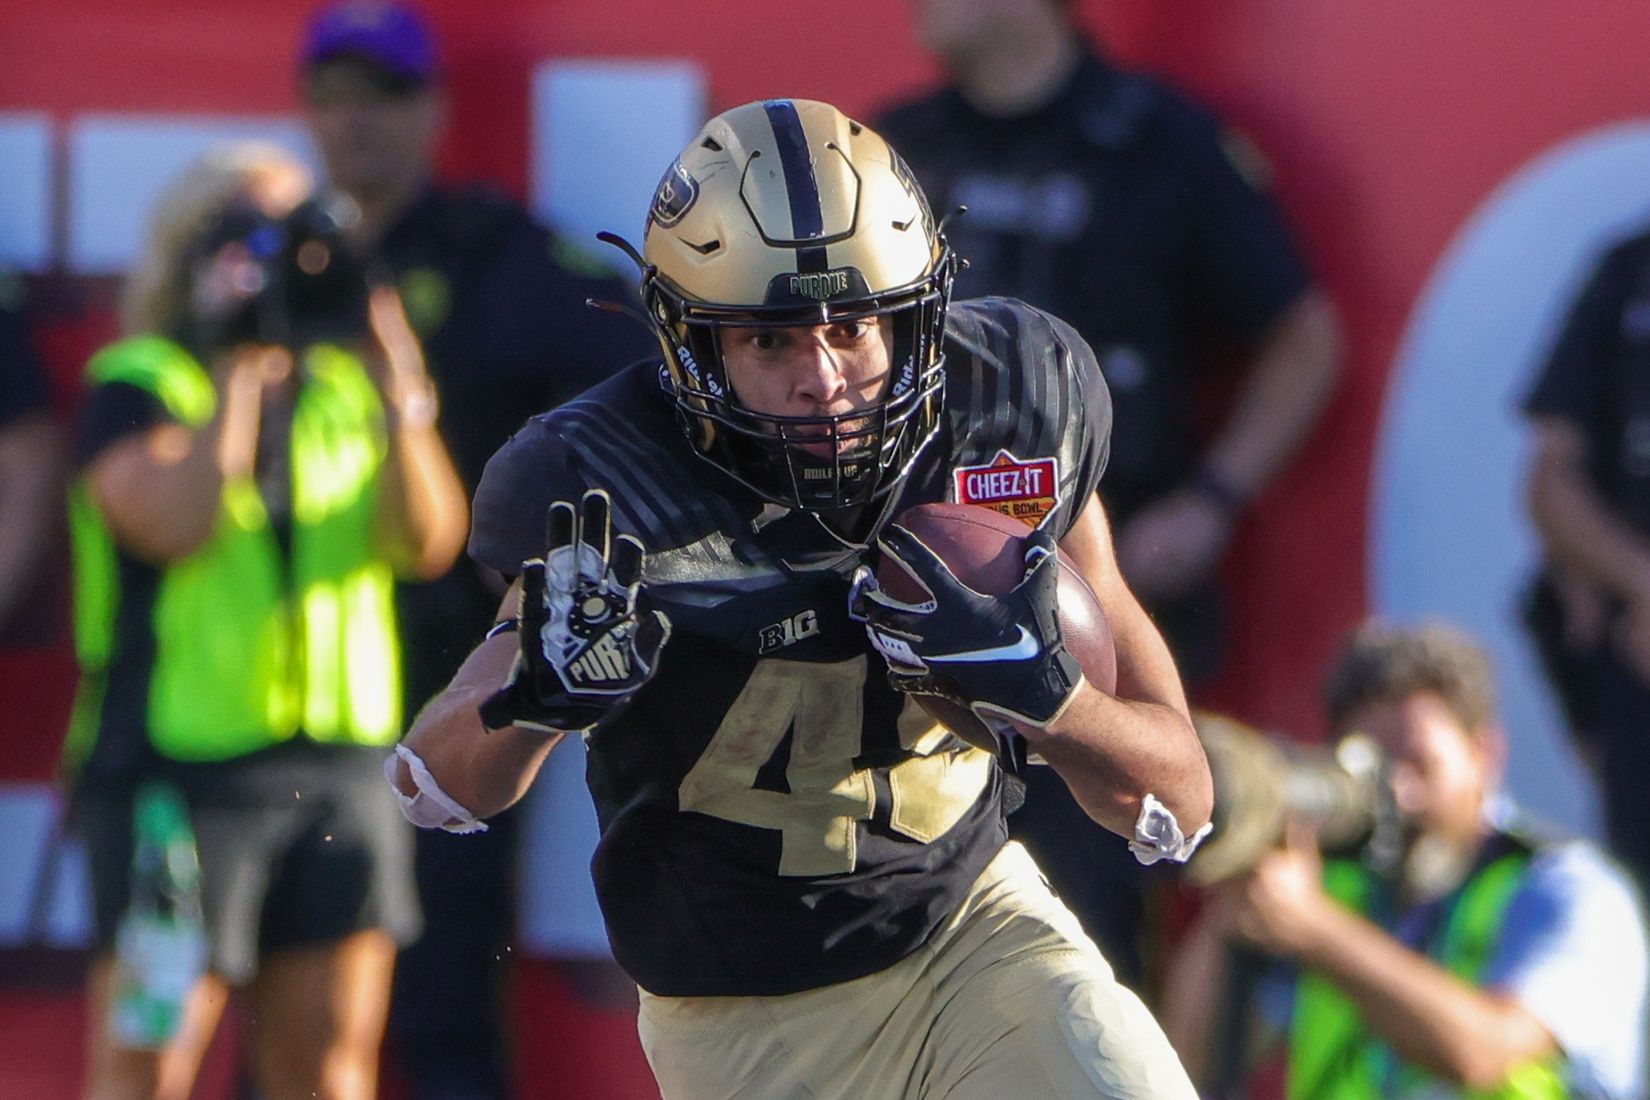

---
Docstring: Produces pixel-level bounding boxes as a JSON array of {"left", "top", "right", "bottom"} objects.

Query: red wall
[{"left": 8, "top": 0, "right": 1650, "bottom": 748}]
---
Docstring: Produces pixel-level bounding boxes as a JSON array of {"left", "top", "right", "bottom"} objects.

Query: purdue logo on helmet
[
  {"left": 649, "top": 160, "right": 699, "bottom": 228},
  {"left": 628, "top": 98, "right": 957, "bottom": 513}
]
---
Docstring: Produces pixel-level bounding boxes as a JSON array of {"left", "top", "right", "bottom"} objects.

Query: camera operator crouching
[{"left": 1163, "top": 620, "right": 1649, "bottom": 1100}]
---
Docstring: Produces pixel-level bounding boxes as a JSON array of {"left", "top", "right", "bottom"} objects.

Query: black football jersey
[{"left": 469, "top": 297, "right": 1112, "bottom": 995}]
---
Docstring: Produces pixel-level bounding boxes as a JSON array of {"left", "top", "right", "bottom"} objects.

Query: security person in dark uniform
[
  {"left": 298, "top": 4, "right": 654, "bottom": 1096},
  {"left": 876, "top": 0, "right": 1341, "bottom": 988},
  {"left": 1525, "top": 226, "right": 1650, "bottom": 901}
]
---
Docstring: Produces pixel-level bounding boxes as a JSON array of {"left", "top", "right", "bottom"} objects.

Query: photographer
[
  {"left": 66, "top": 141, "right": 466, "bottom": 1100},
  {"left": 1163, "top": 621, "right": 1648, "bottom": 1099}
]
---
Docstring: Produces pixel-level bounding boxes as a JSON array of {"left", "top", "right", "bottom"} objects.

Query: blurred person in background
[
  {"left": 64, "top": 140, "right": 467, "bottom": 1100},
  {"left": 1161, "top": 620, "right": 1648, "bottom": 1099},
  {"left": 0, "top": 272, "right": 62, "bottom": 639},
  {"left": 294, "top": 4, "right": 654, "bottom": 1095},
  {"left": 875, "top": 0, "right": 1342, "bottom": 990},
  {"left": 1524, "top": 228, "right": 1650, "bottom": 904}
]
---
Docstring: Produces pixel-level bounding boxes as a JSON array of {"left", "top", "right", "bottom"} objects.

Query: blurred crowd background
[{"left": 4, "top": 0, "right": 1650, "bottom": 1097}]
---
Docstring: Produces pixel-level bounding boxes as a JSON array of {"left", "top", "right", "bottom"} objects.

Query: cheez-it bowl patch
[{"left": 952, "top": 450, "right": 1060, "bottom": 528}]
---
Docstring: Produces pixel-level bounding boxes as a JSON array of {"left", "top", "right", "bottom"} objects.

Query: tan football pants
[{"left": 636, "top": 841, "right": 1198, "bottom": 1099}]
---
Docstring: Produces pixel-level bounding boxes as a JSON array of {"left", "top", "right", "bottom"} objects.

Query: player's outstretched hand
[
  {"left": 851, "top": 525, "right": 1082, "bottom": 729},
  {"left": 479, "top": 489, "right": 670, "bottom": 735}
]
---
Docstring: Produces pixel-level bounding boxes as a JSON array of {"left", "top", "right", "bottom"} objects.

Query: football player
[{"left": 388, "top": 99, "right": 1213, "bottom": 1098}]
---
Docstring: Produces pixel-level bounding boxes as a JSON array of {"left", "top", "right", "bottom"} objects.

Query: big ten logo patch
[
  {"left": 758, "top": 609, "right": 820, "bottom": 654},
  {"left": 952, "top": 450, "right": 1060, "bottom": 528}
]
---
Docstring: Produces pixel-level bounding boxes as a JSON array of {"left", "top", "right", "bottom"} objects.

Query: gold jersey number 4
[{"left": 678, "top": 655, "right": 993, "bottom": 876}]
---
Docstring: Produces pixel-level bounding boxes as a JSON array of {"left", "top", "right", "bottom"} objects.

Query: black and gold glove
[
  {"left": 479, "top": 489, "right": 670, "bottom": 735},
  {"left": 851, "top": 524, "right": 1081, "bottom": 729}
]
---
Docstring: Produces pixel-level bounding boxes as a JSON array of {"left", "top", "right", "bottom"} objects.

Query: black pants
[
  {"left": 1589, "top": 657, "right": 1650, "bottom": 896},
  {"left": 1524, "top": 577, "right": 1650, "bottom": 894},
  {"left": 386, "top": 805, "right": 520, "bottom": 1100}
]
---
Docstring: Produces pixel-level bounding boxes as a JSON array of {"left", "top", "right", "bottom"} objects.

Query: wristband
[
  {"left": 384, "top": 745, "right": 488, "bottom": 834},
  {"left": 1128, "top": 793, "right": 1211, "bottom": 866}
]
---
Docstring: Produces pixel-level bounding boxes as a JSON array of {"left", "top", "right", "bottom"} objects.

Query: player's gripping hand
[
  {"left": 850, "top": 524, "right": 1083, "bottom": 729},
  {"left": 479, "top": 489, "right": 670, "bottom": 735}
]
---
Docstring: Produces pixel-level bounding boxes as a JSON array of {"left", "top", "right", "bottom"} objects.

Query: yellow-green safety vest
[
  {"left": 1288, "top": 848, "right": 1566, "bottom": 1100},
  {"left": 65, "top": 335, "right": 401, "bottom": 765}
]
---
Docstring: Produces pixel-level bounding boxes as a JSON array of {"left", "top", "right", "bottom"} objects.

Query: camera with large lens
[
  {"left": 1185, "top": 711, "right": 1400, "bottom": 885},
  {"left": 192, "top": 192, "right": 371, "bottom": 351}
]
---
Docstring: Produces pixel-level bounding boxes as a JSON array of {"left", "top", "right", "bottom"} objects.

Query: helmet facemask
[
  {"left": 630, "top": 99, "right": 958, "bottom": 515},
  {"left": 643, "top": 257, "right": 955, "bottom": 512}
]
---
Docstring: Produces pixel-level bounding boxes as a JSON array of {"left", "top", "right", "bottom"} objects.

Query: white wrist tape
[
  {"left": 1127, "top": 793, "right": 1211, "bottom": 866},
  {"left": 384, "top": 745, "right": 488, "bottom": 834}
]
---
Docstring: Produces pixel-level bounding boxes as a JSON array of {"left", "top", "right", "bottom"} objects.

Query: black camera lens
[{"left": 273, "top": 196, "right": 371, "bottom": 348}]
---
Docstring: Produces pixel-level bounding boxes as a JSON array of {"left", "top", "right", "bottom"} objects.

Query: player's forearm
[
  {"left": 1036, "top": 501, "right": 1213, "bottom": 835},
  {"left": 1022, "top": 686, "right": 1212, "bottom": 837},
  {"left": 1198, "top": 289, "right": 1341, "bottom": 500},
  {"left": 400, "top": 686, "right": 559, "bottom": 819},
  {"left": 1295, "top": 902, "right": 1558, "bottom": 1088},
  {"left": 396, "top": 633, "right": 562, "bottom": 820}
]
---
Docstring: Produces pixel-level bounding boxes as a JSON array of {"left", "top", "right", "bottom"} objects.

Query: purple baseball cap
[{"left": 299, "top": 1, "right": 439, "bottom": 84}]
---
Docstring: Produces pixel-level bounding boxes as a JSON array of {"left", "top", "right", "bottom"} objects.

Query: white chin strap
[
  {"left": 383, "top": 745, "right": 488, "bottom": 834},
  {"left": 1128, "top": 793, "right": 1211, "bottom": 866}
]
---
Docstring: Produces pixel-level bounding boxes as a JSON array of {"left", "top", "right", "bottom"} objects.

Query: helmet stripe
[{"left": 762, "top": 100, "right": 829, "bottom": 275}]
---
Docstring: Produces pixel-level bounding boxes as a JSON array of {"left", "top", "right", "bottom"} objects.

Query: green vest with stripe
[
  {"left": 1287, "top": 842, "right": 1567, "bottom": 1100},
  {"left": 66, "top": 335, "right": 401, "bottom": 766}
]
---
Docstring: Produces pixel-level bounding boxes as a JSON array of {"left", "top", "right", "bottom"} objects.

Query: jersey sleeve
[
  {"left": 1484, "top": 844, "right": 1649, "bottom": 1098},
  {"left": 1048, "top": 309, "right": 1113, "bottom": 534},
  {"left": 467, "top": 415, "right": 592, "bottom": 579},
  {"left": 1173, "top": 105, "right": 1312, "bottom": 344},
  {"left": 942, "top": 298, "right": 1113, "bottom": 542},
  {"left": 1524, "top": 237, "right": 1644, "bottom": 433}
]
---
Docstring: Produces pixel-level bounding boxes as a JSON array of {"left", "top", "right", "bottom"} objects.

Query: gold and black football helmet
[{"left": 632, "top": 98, "right": 957, "bottom": 512}]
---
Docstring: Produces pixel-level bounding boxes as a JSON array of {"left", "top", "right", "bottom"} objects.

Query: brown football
[{"left": 874, "top": 502, "right": 1116, "bottom": 750}]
